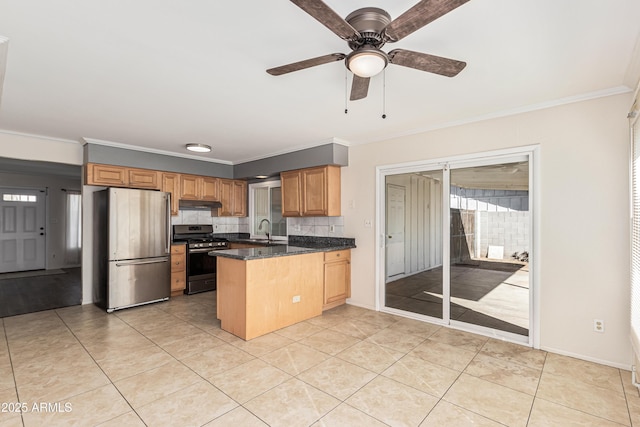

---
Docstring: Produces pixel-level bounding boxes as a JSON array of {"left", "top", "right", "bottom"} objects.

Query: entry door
[
  {"left": 386, "top": 184, "right": 405, "bottom": 278},
  {"left": 0, "top": 188, "right": 46, "bottom": 273}
]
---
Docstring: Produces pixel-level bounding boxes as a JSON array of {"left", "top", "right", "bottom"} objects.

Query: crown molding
[
  {"left": 82, "top": 137, "right": 233, "bottom": 165},
  {"left": 352, "top": 85, "right": 633, "bottom": 146}
]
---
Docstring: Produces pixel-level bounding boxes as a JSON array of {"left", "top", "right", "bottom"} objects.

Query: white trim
[
  {"left": 349, "top": 87, "right": 632, "bottom": 147},
  {"left": 540, "top": 345, "right": 632, "bottom": 371},
  {"left": 82, "top": 137, "right": 234, "bottom": 165},
  {"left": 376, "top": 145, "right": 539, "bottom": 346}
]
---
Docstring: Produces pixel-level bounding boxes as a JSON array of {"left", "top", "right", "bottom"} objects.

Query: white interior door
[
  {"left": 386, "top": 184, "right": 405, "bottom": 279},
  {"left": 0, "top": 188, "right": 46, "bottom": 273}
]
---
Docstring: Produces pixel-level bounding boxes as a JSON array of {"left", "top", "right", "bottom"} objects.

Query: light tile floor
[{"left": 1, "top": 292, "right": 639, "bottom": 426}]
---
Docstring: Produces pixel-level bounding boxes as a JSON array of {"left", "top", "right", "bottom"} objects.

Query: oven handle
[{"left": 189, "top": 247, "right": 228, "bottom": 254}]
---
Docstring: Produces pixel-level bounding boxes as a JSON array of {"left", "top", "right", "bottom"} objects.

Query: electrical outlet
[
  {"left": 364, "top": 220, "right": 372, "bottom": 228},
  {"left": 329, "top": 225, "right": 335, "bottom": 233},
  {"left": 292, "top": 295, "right": 301, "bottom": 303},
  {"left": 594, "top": 319, "right": 604, "bottom": 333}
]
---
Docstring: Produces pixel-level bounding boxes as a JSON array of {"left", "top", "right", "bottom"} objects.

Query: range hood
[{"left": 178, "top": 199, "right": 223, "bottom": 210}]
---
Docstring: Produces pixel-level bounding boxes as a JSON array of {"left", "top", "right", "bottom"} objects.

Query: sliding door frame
[{"left": 375, "top": 145, "right": 541, "bottom": 348}]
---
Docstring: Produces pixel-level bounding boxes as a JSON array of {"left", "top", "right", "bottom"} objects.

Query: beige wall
[
  {"left": 0, "top": 132, "right": 82, "bottom": 165},
  {"left": 342, "top": 93, "right": 632, "bottom": 368}
]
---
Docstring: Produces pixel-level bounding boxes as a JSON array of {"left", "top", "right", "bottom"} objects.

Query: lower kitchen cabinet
[
  {"left": 170, "top": 243, "right": 186, "bottom": 296},
  {"left": 323, "top": 249, "right": 351, "bottom": 310}
]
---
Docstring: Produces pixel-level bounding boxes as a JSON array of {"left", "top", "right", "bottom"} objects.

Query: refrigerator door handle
[
  {"left": 115, "top": 257, "right": 169, "bottom": 267},
  {"left": 166, "top": 194, "right": 171, "bottom": 254}
]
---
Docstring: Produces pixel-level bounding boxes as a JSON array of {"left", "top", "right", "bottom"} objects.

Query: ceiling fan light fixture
[
  {"left": 185, "top": 143, "right": 211, "bottom": 153},
  {"left": 346, "top": 48, "right": 388, "bottom": 78}
]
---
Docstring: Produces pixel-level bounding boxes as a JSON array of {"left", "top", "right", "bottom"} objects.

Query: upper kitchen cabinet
[
  {"left": 219, "top": 179, "right": 247, "bottom": 217},
  {"left": 162, "top": 172, "right": 180, "bottom": 216},
  {"left": 86, "top": 163, "right": 159, "bottom": 189},
  {"left": 180, "top": 175, "right": 219, "bottom": 201},
  {"left": 281, "top": 165, "right": 341, "bottom": 217},
  {"left": 127, "top": 168, "right": 160, "bottom": 189},
  {"left": 86, "top": 163, "right": 128, "bottom": 187}
]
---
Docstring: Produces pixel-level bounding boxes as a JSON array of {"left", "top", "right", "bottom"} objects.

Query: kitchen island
[{"left": 211, "top": 236, "right": 355, "bottom": 340}]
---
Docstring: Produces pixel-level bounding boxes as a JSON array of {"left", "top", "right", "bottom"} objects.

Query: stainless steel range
[{"left": 172, "top": 224, "right": 229, "bottom": 294}]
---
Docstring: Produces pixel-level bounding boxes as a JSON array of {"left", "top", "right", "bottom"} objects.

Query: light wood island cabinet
[
  {"left": 281, "top": 165, "right": 341, "bottom": 217},
  {"left": 216, "top": 252, "right": 324, "bottom": 340},
  {"left": 170, "top": 243, "right": 186, "bottom": 296}
]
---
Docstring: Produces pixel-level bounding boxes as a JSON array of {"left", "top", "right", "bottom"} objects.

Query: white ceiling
[{"left": 0, "top": 0, "right": 639, "bottom": 164}]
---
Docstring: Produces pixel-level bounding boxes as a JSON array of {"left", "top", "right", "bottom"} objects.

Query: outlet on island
[{"left": 292, "top": 295, "right": 301, "bottom": 303}]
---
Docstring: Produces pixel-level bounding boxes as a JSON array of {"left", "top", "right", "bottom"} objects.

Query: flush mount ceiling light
[
  {"left": 346, "top": 47, "right": 388, "bottom": 78},
  {"left": 185, "top": 143, "right": 211, "bottom": 153}
]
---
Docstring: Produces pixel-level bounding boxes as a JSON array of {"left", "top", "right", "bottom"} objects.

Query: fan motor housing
[{"left": 346, "top": 7, "right": 391, "bottom": 49}]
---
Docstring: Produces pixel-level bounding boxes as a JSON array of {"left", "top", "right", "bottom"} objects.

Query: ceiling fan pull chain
[
  {"left": 382, "top": 69, "right": 387, "bottom": 119},
  {"left": 344, "top": 68, "right": 349, "bottom": 114}
]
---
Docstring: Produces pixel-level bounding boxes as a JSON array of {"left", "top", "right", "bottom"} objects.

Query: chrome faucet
[{"left": 258, "top": 218, "right": 271, "bottom": 241}]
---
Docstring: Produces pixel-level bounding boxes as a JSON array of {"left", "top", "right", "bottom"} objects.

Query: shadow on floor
[
  {"left": 0, "top": 268, "right": 82, "bottom": 318},
  {"left": 386, "top": 260, "right": 529, "bottom": 336}
]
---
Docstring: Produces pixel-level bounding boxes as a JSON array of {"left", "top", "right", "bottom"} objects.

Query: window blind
[{"left": 630, "top": 101, "right": 640, "bottom": 372}]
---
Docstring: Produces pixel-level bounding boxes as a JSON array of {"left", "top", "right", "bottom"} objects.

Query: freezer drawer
[{"left": 107, "top": 257, "right": 170, "bottom": 312}]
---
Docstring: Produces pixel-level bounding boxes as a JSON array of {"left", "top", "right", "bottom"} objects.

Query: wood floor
[{"left": 0, "top": 267, "right": 81, "bottom": 318}]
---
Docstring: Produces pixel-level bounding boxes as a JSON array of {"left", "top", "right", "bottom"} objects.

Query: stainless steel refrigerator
[{"left": 93, "top": 187, "right": 171, "bottom": 312}]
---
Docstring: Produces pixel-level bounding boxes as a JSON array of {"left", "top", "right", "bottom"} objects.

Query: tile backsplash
[
  {"left": 170, "top": 211, "right": 250, "bottom": 234},
  {"left": 287, "top": 216, "right": 345, "bottom": 237},
  {"left": 171, "top": 212, "right": 345, "bottom": 237}
]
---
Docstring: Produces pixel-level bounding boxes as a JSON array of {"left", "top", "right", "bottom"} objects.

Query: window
[
  {"left": 2, "top": 194, "right": 37, "bottom": 202},
  {"left": 249, "top": 181, "right": 286, "bottom": 240},
  {"left": 64, "top": 191, "right": 82, "bottom": 265}
]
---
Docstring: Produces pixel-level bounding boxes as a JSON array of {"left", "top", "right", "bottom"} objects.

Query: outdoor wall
[
  {"left": 342, "top": 92, "right": 632, "bottom": 368},
  {"left": 478, "top": 211, "right": 530, "bottom": 259}
]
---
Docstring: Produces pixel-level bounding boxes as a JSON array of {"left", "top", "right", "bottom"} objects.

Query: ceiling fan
[{"left": 267, "top": 0, "right": 471, "bottom": 101}]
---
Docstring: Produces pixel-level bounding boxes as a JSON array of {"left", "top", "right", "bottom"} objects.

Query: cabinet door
[
  {"left": 324, "top": 259, "right": 350, "bottom": 304},
  {"left": 180, "top": 175, "right": 200, "bottom": 200},
  {"left": 302, "top": 167, "right": 327, "bottom": 216},
  {"left": 218, "top": 179, "right": 233, "bottom": 216},
  {"left": 128, "top": 168, "right": 160, "bottom": 189},
  {"left": 281, "top": 171, "right": 302, "bottom": 217},
  {"left": 232, "top": 180, "right": 247, "bottom": 216},
  {"left": 86, "top": 164, "right": 127, "bottom": 186},
  {"left": 162, "top": 173, "right": 180, "bottom": 216},
  {"left": 170, "top": 244, "right": 186, "bottom": 295},
  {"left": 201, "top": 177, "right": 219, "bottom": 201}
]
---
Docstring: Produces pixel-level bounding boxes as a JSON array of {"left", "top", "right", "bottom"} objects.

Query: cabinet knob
[{"left": 336, "top": 253, "right": 340, "bottom": 257}]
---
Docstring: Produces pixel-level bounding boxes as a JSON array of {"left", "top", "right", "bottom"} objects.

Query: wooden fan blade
[
  {"left": 385, "top": 0, "right": 471, "bottom": 42},
  {"left": 350, "top": 75, "right": 370, "bottom": 101},
  {"left": 290, "top": 0, "right": 360, "bottom": 41},
  {"left": 389, "top": 49, "right": 466, "bottom": 77},
  {"left": 267, "top": 53, "right": 346, "bottom": 76}
]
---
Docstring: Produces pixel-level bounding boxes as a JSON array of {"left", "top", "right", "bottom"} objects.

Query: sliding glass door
[{"left": 380, "top": 150, "right": 533, "bottom": 343}]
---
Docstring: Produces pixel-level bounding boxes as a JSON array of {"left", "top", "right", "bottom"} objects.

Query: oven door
[{"left": 186, "top": 247, "right": 217, "bottom": 294}]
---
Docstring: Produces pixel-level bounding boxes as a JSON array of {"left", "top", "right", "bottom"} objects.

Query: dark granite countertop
[
  {"left": 209, "top": 235, "right": 356, "bottom": 260},
  {"left": 209, "top": 245, "right": 321, "bottom": 260}
]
